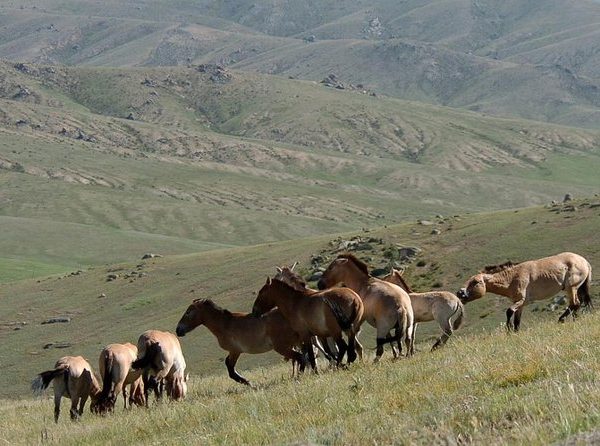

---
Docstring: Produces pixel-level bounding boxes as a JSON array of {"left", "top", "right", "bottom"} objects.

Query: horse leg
[
  {"left": 78, "top": 395, "right": 88, "bottom": 417},
  {"left": 141, "top": 371, "right": 150, "bottom": 407},
  {"left": 53, "top": 391, "right": 61, "bottom": 423},
  {"left": 70, "top": 398, "right": 80, "bottom": 421},
  {"left": 334, "top": 336, "right": 348, "bottom": 366},
  {"left": 513, "top": 306, "right": 524, "bottom": 331},
  {"left": 225, "top": 352, "right": 252, "bottom": 386},
  {"left": 305, "top": 341, "right": 319, "bottom": 374},
  {"left": 431, "top": 318, "right": 452, "bottom": 351},
  {"left": 354, "top": 329, "right": 363, "bottom": 361},
  {"left": 122, "top": 385, "right": 128, "bottom": 410},
  {"left": 375, "top": 325, "right": 389, "bottom": 363},
  {"left": 345, "top": 331, "right": 357, "bottom": 364},
  {"left": 411, "top": 323, "right": 418, "bottom": 356}
]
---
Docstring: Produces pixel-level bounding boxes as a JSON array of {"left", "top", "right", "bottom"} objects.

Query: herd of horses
[{"left": 32, "top": 251, "right": 592, "bottom": 422}]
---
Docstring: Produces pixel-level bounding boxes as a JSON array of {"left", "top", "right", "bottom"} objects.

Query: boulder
[{"left": 41, "top": 316, "right": 71, "bottom": 325}]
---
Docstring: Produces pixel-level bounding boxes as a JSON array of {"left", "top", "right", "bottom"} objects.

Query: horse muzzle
[{"left": 456, "top": 288, "right": 468, "bottom": 302}]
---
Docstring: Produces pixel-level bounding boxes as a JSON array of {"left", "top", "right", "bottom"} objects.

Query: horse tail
[
  {"left": 323, "top": 297, "right": 354, "bottom": 331},
  {"left": 578, "top": 264, "right": 592, "bottom": 309},
  {"left": 132, "top": 343, "right": 160, "bottom": 371},
  {"left": 31, "top": 366, "right": 68, "bottom": 395},
  {"left": 100, "top": 350, "right": 114, "bottom": 402},
  {"left": 452, "top": 301, "right": 465, "bottom": 331}
]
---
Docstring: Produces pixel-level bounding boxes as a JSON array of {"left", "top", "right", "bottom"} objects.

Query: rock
[
  {"left": 142, "top": 253, "right": 162, "bottom": 260},
  {"left": 563, "top": 193, "right": 573, "bottom": 202},
  {"left": 431, "top": 228, "right": 441, "bottom": 235},
  {"left": 196, "top": 64, "right": 232, "bottom": 83},
  {"left": 41, "top": 316, "right": 71, "bottom": 324},
  {"left": 107, "top": 274, "right": 119, "bottom": 281},
  {"left": 14, "top": 62, "right": 33, "bottom": 74},
  {"left": 303, "top": 35, "right": 316, "bottom": 43},
  {"left": 15, "top": 119, "right": 29, "bottom": 127},
  {"left": 98, "top": 293, "right": 106, "bottom": 298},
  {"left": 398, "top": 246, "right": 420, "bottom": 260},
  {"left": 141, "top": 78, "right": 157, "bottom": 87},
  {"left": 418, "top": 220, "right": 433, "bottom": 226},
  {"left": 370, "top": 267, "right": 389, "bottom": 277},
  {"left": 354, "top": 242, "right": 373, "bottom": 251},
  {"left": 126, "top": 112, "right": 135, "bottom": 120},
  {"left": 14, "top": 85, "right": 31, "bottom": 99},
  {"left": 307, "top": 271, "right": 323, "bottom": 282}
]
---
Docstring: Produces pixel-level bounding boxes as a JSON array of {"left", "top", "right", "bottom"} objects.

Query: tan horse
[
  {"left": 176, "top": 299, "right": 306, "bottom": 386},
  {"left": 98, "top": 343, "right": 145, "bottom": 412},
  {"left": 458, "top": 252, "right": 592, "bottom": 331},
  {"left": 274, "top": 263, "right": 363, "bottom": 362},
  {"left": 131, "top": 330, "right": 187, "bottom": 402},
  {"left": 382, "top": 268, "right": 464, "bottom": 354},
  {"left": 253, "top": 277, "right": 364, "bottom": 369},
  {"left": 318, "top": 253, "right": 414, "bottom": 361},
  {"left": 31, "top": 356, "right": 102, "bottom": 422}
]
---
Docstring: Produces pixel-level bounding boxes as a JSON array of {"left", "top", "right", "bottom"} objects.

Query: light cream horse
[
  {"left": 131, "top": 330, "right": 188, "bottom": 402},
  {"left": 318, "top": 253, "right": 414, "bottom": 361},
  {"left": 32, "top": 356, "right": 102, "bottom": 422},
  {"left": 98, "top": 343, "right": 145, "bottom": 411},
  {"left": 458, "top": 252, "right": 592, "bottom": 331},
  {"left": 383, "top": 268, "right": 464, "bottom": 354}
]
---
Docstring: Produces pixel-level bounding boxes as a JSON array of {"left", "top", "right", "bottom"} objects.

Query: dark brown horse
[
  {"left": 253, "top": 278, "right": 364, "bottom": 369},
  {"left": 176, "top": 299, "right": 305, "bottom": 386},
  {"left": 274, "top": 263, "right": 363, "bottom": 361},
  {"left": 458, "top": 252, "right": 592, "bottom": 331},
  {"left": 318, "top": 253, "right": 414, "bottom": 361}
]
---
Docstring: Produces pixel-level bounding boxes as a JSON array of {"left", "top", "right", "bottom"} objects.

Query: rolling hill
[{"left": 1, "top": 0, "right": 599, "bottom": 127}]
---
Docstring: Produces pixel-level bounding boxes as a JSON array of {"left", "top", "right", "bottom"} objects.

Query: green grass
[
  {"left": 2, "top": 309, "right": 600, "bottom": 444},
  {"left": 0, "top": 200, "right": 598, "bottom": 403}
]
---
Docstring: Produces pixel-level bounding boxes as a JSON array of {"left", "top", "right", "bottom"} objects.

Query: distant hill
[{"left": 1, "top": 0, "right": 599, "bottom": 127}]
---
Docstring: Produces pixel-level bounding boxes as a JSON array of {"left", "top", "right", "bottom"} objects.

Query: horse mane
[
  {"left": 337, "top": 253, "right": 370, "bottom": 276},
  {"left": 482, "top": 260, "right": 519, "bottom": 274},
  {"left": 192, "top": 298, "right": 232, "bottom": 316},
  {"left": 277, "top": 267, "right": 308, "bottom": 290},
  {"left": 391, "top": 270, "right": 413, "bottom": 293}
]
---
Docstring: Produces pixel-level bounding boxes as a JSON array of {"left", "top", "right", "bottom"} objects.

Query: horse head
[
  {"left": 176, "top": 299, "right": 207, "bottom": 336},
  {"left": 253, "top": 277, "right": 278, "bottom": 316},
  {"left": 318, "top": 256, "right": 354, "bottom": 290},
  {"left": 457, "top": 274, "right": 487, "bottom": 303}
]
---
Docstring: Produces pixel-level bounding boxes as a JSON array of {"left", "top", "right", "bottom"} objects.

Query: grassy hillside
[
  {"left": 1, "top": 244, "right": 600, "bottom": 443},
  {"left": 1, "top": 0, "right": 599, "bottom": 127},
  {"left": 1, "top": 199, "right": 598, "bottom": 403},
  {"left": 2, "top": 60, "right": 599, "bottom": 278}
]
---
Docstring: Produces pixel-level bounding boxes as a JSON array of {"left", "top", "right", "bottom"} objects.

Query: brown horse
[
  {"left": 253, "top": 277, "right": 364, "bottom": 369},
  {"left": 32, "top": 356, "right": 102, "bottom": 422},
  {"left": 318, "top": 253, "right": 414, "bottom": 361},
  {"left": 176, "top": 299, "right": 305, "bottom": 386},
  {"left": 274, "top": 263, "right": 363, "bottom": 362},
  {"left": 98, "top": 343, "right": 145, "bottom": 412},
  {"left": 458, "top": 252, "right": 592, "bottom": 331},
  {"left": 383, "top": 268, "right": 464, "bottom": 353},
  {"left": 131, "top": 330, "right": 188, "bottom": 402}
]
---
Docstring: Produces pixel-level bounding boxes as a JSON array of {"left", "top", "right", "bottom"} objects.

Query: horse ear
[
  {"left": 291, "top": 261, "right": 298, "bottom": 271},
  {"left": 276, "top": 266, "right": 283, "bottom": 273},
  {"left": 390, "top": 266, "right": 396, "bottom": 274},
  {"left": 185, "top": 373, "right": 190, "bottom": 382},
  {"left": 338, "top": 258, "right": 349, "bottom": 264},
  {"left": 266, "top": 277, "right": 272, "bottom": 285}
]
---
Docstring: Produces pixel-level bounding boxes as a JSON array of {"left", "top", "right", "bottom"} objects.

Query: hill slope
[
  {"left": 1, "top": 199, "right": 598, "bottom": 401},
  {"left": 1, "top": 0, "right": 600, "bottom": 127}
]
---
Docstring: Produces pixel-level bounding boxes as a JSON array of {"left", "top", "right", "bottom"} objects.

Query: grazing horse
[
  {"left": 98, "top": 343, "right": 145, "bottom": 412},
  {"left": 457, "top": 252, "right": 592, "bottom": 331},
  {"left": 318, "top": 253, "right": 414, "bottom": 361},
  {"left": 131, "top": 330, "right": 188, "bottom": 402},
  {"left": 176, "top": 299, "right": 306, "bottom": 386},
  {"left": 31, "top": 356, "right": 102, "bottom": 422},
  {"left": 382, "top": 268, "right": 464, "bottom": 354},
  {"left": 253, "top": 277, "right": 364, "bottom": 369},
  {"left": 274, "top": 263, "right": 363, "bottom": 362}
]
